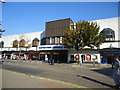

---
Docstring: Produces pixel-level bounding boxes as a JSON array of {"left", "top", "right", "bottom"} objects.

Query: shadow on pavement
[
  {"left": 76, "top": 75, "right": 113, "bottom": 88},
  {"left": 91, "top": 68, "right": 113, "bottom": 78}
]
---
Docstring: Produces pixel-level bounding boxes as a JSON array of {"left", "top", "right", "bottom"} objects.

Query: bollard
[{"left": 93, "top": 59, "right": 95, "bottom": 67}]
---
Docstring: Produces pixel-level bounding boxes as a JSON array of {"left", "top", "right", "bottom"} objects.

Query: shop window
[
  {"left": 70, "top": 55, "right": 74, "bottom": 61},
  {"left": 75, "top": 54, "right": 79, "bottom": 60},
  {"left": 32, "top": 54, "right": 38, "bottom": 60},
  {"left": 100, "top": 28, "right": 115, "bottom": 41},
  {"left": 86, "top": 54, "right": 91, "bottom": 61},
  {"left": 13, "top": 40, "right": 18, "bottom": 48},
  {"left": 92, "top": 55, "right": 97, "bottom": 60}
]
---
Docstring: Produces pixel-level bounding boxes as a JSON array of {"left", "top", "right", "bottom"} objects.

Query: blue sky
[{"left": 2, "top": 2, "right": 119, "bottom": 36}]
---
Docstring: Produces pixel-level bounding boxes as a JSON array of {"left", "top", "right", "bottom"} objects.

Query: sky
[
  {"left": 1, "top": 1, "right": 119, "bottom": 36},
  {"left": 0, "top": 3, "right": 2, "bottom": 24}
]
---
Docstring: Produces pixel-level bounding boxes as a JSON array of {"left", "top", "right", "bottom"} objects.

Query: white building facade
[
  {"left": 0, "top": 17, "right": 120, "bottom": 64},
  {"left": 1, "top": 31, "right": 43, "bottom": 51},
  {"left": 93, "top": 17, "right": 120, "bottom": 49},
  {"left": 68, "top": 17, "right": 120, "bottom": 64}
]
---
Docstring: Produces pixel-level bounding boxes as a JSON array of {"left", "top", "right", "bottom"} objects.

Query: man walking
[{"left": 112, "top": 57, "right": 120, "bottom": 89}]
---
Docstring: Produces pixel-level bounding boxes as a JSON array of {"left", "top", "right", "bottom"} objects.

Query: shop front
[
  {"left": 68, "top": 49, "right": 101, "bottom": 64},
  {"left": 100, "top": 48, "right": 120, "bottom": 64},
  {"left": 38, "top": 45, "right": 68, "bottom": 63}
]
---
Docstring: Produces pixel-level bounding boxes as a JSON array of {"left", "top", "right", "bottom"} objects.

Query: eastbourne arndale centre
[{"left": 0, "top": 17, "right": 120, "bottom": 64}]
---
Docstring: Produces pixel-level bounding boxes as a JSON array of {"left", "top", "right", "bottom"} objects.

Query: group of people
[{"left": 112, "top": 56, "right": 120, "bottom": 89}]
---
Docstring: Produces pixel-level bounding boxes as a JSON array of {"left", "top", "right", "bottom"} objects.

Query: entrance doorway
[
  {"left": 81, "top": 55, "right": 85, "bottom": 63},
  {"left": 40, "top": 50, "right": 68, "bottom": 63}
]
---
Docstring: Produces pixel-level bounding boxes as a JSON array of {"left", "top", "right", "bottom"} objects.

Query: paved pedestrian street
[
  {"left": 3, "top": 69, "right": 84, "bottom": 88},
  {"left": 1, "top": 60, "right": 115, "bottom": 88}
]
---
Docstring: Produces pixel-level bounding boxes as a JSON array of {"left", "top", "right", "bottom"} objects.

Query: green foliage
[{"left": 63, "top": 20, "right": 105, "bottom": 50}]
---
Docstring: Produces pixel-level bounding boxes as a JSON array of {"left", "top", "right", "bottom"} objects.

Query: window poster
[{"left": 86, "top": 55, "right": 91, "bottom": 60}]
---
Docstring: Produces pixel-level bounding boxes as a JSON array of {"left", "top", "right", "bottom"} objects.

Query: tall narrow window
[
  {"left": 57, "top": 37, "right": 60, "bottom": 44},
  {"left": 46, "top": 37, "right": 50, "bottom": 45},
  {"left": 55, "top": 37, "right": 58, "bottom": 44},
  {"left": 60, "top": 37, "right": 63, "bottom": 44},
  {"left": 50, "top": 37, "right": 52, "bottom": 44},
  {"left": 51, "top": 37, "right": 55, "bottom": 44}
]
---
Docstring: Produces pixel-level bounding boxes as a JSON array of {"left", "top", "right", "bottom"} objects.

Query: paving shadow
[
  {"left": 91, "top": 68, "right": 113, "bottom": 78},
  {"left": 77, "top": 75, "right": 113, "bottom": 88}
]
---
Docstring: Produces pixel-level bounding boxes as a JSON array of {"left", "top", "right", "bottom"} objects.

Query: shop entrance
[
  {"left": 40, "top": 50, "right": 68, "bottom": 63},
  {"left": 100, "top": 51, "right": 120, "bottom": 64}
]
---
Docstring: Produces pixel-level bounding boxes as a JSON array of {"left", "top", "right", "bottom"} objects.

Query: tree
[
  {"left": 13, "top": 40, "right": 19, "bottom": 48},
  {"left": 12, "top": 34, "right": 31, "bottom": 50},
  {"left": 63, "top": 20, "right": 105, "bottom": 50},
  {"left": 18, "top": 34, "right": 31, "bottom": 48}
]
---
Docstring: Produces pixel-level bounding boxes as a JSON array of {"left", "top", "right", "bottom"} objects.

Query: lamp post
[
  {"left": 0, "top": 29, "right": 5, "bottom": 38},
  {"left": 110, "top": 44, "right": 113, "bottom": 69},
  {"left": 0, "top": 22, "right": 5, "bottom": 62}
]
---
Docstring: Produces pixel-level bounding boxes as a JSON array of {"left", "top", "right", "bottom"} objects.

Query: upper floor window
[
  {"left": 13, "top": 40, "right": 18, "bottom": 48},
  {"left": 32, "top": 38, "right": 39, "bottom": 47},
  {"left": 41, "top": 36, "right": 64, "bottom": 45},
  {"left": 100, "top": 28, "right": 115, "bottom": 41},
  {"left": 41, "top": 38, "right": 46, "bottom": 45},
  {"left": 19, "top": 39, "right": 25, "bottom": 47},
  {"left": 55, "top": 37, "right": 60, "bottom": 44}
]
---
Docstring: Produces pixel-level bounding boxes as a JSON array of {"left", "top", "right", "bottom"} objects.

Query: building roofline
[
  {"left": 3, "top": 31, "right": 44, "bottom": 37},
  {"left": 46, "top": 18, "right": 74, "bottom": 23},
  {"left": 90, "top": 16, "right": 119, "bottom": 22}
]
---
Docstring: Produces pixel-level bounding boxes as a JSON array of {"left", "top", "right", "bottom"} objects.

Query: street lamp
[
  {"left": 0, "top": 29, "right": 5, "bottom": 38},
  {"left": 110, "top": 44, "right": 114, "bottom": 69},
  {"left": 0, "top": 22, "right": 5, "bottom": 62}
]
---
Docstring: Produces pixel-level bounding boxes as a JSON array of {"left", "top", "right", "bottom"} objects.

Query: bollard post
[{"left": 93, "top": 59, "right": 95, "bottom": 67}]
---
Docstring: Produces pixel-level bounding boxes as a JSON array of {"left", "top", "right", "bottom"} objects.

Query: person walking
[{"left": 112, "top": 57, "right": 120, "bottom": 89}]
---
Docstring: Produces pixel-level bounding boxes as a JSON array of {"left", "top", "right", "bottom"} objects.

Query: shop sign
[{"left": 39, "top": 45, "right": 68, "bottom": 50}]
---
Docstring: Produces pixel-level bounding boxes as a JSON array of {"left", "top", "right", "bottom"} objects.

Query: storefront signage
[
  {"left": 39, "top": 45, "right": 68, "bottom": 50},
  {"left": 100, "top": 51, "right": 120, "bottom": 53}
]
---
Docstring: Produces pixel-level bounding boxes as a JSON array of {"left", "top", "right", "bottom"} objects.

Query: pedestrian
[{"left": 112, "top": 57, "right": 120, "bottom": 89}]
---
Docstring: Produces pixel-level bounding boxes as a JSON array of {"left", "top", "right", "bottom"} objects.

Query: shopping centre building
[{"left": 0, "top": 17, "right": 120, "bottom": 64}]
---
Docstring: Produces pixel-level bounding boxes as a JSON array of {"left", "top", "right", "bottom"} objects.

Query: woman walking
[{"left": 112, "top": 57, "right": 120, "bottom": 89}]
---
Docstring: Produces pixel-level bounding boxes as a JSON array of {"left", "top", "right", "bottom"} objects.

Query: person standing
[{"left": 112, "top": 57, "right": 120, "bottom": 89}]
